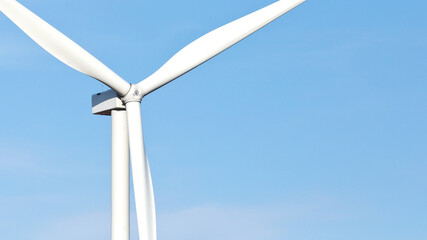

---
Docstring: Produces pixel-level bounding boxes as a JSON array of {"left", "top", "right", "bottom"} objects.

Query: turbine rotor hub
[{"left": 121, "top": 84, "right": 144, "bottom": 103}]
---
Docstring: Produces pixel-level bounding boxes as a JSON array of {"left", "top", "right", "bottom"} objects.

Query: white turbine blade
[
  {"left": 0, "top": 0, "right": 130, "bottom": 96},
  {"left": 138, "top": 0, "right": 305, "bottom": 96},
  {"left": 126, "top": 102, "right": 157, "bottom": 240}
]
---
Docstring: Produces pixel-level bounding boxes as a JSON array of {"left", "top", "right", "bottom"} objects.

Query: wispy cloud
[
  {"left": 157, "top": 197, "right": 342, "bottom": 240},
  {"left": 31, "top": 211, "right": 110, "bottom": 240},
  {"left": 0, "top": 38, "right": 41, "bottom": 69},
  {"left": 0, "top": 141, "right": 63, "bottom": 176},
  {"left": 158, "top": 205, "right": 278, "bottom": 240},
  {"left": 15, "top": 195, "right": 342, "bottom": 240}
]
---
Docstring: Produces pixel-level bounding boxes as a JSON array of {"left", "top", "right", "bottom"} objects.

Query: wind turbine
[{"left": 0, "top": 0, "right": 305, "bottom": 239}]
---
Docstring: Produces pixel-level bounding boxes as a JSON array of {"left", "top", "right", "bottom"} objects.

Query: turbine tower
[{"left": 0, "top": 0, "right": 305, "bottom": 239}]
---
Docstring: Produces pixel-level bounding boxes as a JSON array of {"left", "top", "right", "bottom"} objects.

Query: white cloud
[
  {"left": 0, "top": 34, "right": 45, "bottom": 70},
  {"left": 0, "top": 142, "right": 60, "bottom": 175},
  {"left": 157, "top": 197, "right": 341, "bottom": 240},
  {"left": 157, "top": 205, "right": 277, "bottom": 240},
  {"left": 31, "top": 212, "right": 110, "bottom": 240},
  {"left": 18, "top": 195, "right": 341, "bottom": 240},
  {"left": 0, "top": 36, "right": 33, "bottom": 55}
]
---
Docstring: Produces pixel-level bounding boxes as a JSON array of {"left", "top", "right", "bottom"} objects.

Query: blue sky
[{"left": 1, "top": 0, "right": 426, "bottom": 239}]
